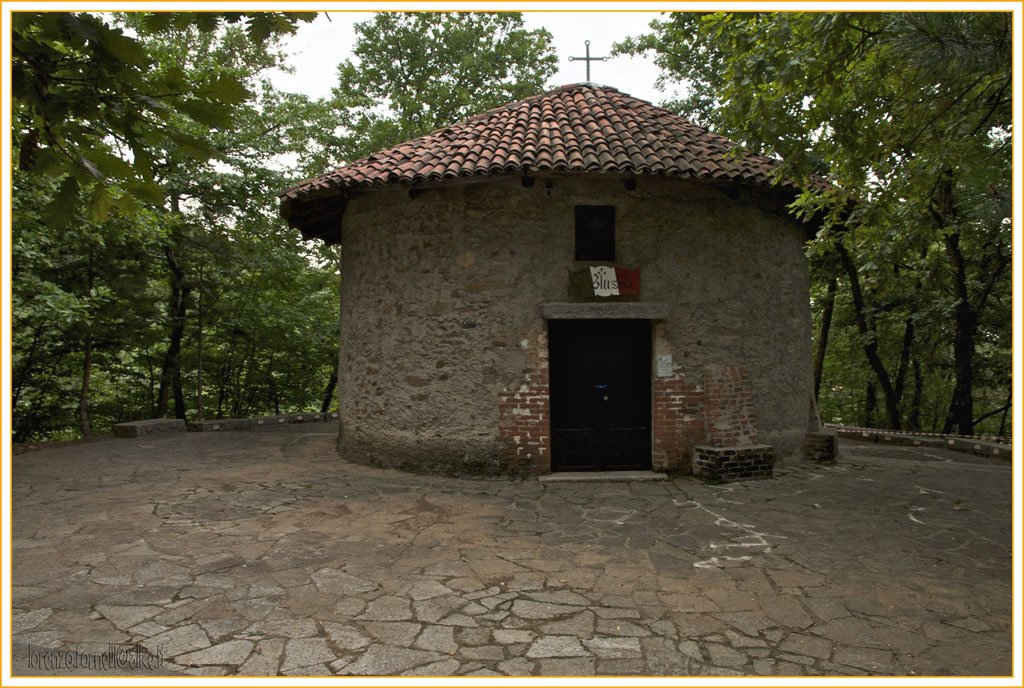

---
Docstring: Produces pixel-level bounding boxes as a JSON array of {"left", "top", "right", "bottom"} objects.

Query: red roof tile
[{"left": 280, "top": 83, "right": 795, "bottom": 239}]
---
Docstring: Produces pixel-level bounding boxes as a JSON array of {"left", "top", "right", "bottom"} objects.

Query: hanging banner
[{"left": 568, "top": 265, "right": 641, "bottom": 301}]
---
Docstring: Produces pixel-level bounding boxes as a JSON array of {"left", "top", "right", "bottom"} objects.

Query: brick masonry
[
  {"left": 652, "top": 366, "right": 704, "bottom": 472},
  {"left": 652, "top": 362, "right": 762, "bottom": 473},
  {"left": 498, "top": 333, "right": 551, "bottom": 475},
  {"left": 703, "top": 365, "right": 759, "bottom": 447},
  {"left": 694, "top": 444, "right": 776, "bottom": 482}
]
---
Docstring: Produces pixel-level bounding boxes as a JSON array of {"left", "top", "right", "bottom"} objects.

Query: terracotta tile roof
[{"left": 280, "top": 83, "right": 795, "bottom": 239}]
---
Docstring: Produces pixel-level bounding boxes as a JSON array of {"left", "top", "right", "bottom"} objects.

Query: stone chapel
[{"left": 280, "top": 83, "right": 821, "bottom": 477}]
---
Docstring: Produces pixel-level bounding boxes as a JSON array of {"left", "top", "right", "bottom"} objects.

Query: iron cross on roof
[{"left": 568, "top": 40, "right": 608, "bottom": 82}]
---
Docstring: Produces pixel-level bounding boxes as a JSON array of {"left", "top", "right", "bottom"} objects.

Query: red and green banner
[{"left": 568, "top": 266, "right": 641, "bottom": 301}]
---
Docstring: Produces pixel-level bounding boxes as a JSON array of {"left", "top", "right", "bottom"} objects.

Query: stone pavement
[{"left": 9, "top": 425, "right": 1014, "bottom": 677}]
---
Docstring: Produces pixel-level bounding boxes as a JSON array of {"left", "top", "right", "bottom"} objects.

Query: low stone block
[
  {"left": 187, "top": 418, "right": 252, "bottom": 432},
  {"left": 113, "top": 418, "right": 186, "bottom": 438},
  {"left": 694, "top": 444, "right": 775, "bottom": 482},
  {"left": 290, "top": 412, "right": 322, "bottom": 423},
  {"left": 252, "top": 415, "right": 290, "bottom": 427},
  {"left": 802, "top": 432, "right": 838, "bottom": 463},
  {"left": 947, "top": 437, "right": 1011, "bottom": 460},
  {"left": 325, "top": 411, "right": 339, "bottom": 421}
]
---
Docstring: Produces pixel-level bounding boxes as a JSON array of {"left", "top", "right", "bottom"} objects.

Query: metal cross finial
[{"left": 568, "top": 40, "right": 608, "bottom": 82}]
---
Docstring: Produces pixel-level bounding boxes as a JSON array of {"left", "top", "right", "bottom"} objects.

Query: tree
[
  {"left": 10, "top": 13, "right": 341, "bottom": 442},
  {"left": 11, "top": 11, "right": 314, "bottom": 223},
  {"left": 618, "top": 12, "right": 1012, "bottom": 434},
  {"left": 329, "top": 12, "right": 559, "bottom": 161}
]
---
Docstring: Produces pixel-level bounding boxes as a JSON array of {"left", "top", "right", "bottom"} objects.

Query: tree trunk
[
  {"left": 941, "top": 229, "right": 977, "bottom": 436},
  {"left": 998, "top": 391, "right": 1011, "bottom": 438},
  {"left": 320, "top": 363, "right": 339, "bottom": 413},
  {"left": 13, "top": 324, "right": 47, "bottom": 410},
  {"left": 864, "top": 381, "right": 877, "bottom": 427},
  {"left": 78, "top": 247, "right": 95, "bottom": 437},
  {"left": 196, "top": 264, "right": 204, "bottom": 421},
  {"left": 79, "top": 334, "right": 93, "bottom": 437},
  {"left": 835, "top": 240, "right": 902, "bottom": 429},
  {"left": 813, "top": 276, "right": 838, "bottom": 401},
  {"left": 156, "top": 241, "right": 191, "bottom": 419},
  {"left": 173, "top": 368, "right": 186, "bottom": 420},
  {"left": 893, "top": 316, "right": 915, "bottom": 414},
  {"left": 908, "top": 359, "right": 923, "bottom": 431}
]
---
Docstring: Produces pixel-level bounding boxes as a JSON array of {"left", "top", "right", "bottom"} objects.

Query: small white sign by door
[{"left": 656, "top": 354, "right": 674, "bottom": 378}]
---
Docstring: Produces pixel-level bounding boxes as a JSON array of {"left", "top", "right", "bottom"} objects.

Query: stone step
[{"left": 538, "top": 470, "right": 668, "bottom": 483}]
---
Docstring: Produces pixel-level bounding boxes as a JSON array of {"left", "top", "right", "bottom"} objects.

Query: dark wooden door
[{"left": 549, "top": 319, "right": 652, "bottom": 471}]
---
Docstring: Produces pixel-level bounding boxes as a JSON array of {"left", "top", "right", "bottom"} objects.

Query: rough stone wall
[{"left": 336, "top": 175, "right": 814, "bottom": 474}]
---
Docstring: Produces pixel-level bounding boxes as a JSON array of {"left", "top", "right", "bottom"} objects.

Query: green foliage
[
  {"left": 618, "top": 12, "right": 1012, "bottom": 435},
  {"left": 11, "top": 11, "right": 314, "bottom": 218},
  {"left": 329, "top": 12, "right": 559, "bottom": 161},
  {"left": 11, "top": 13, "right": 337, "bottom": 443}
]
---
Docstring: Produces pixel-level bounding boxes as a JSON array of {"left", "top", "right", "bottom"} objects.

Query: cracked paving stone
[
  {"left": 540, "top": 611, "right": 595, "bottom": 637},
  {"left": 200, "top": 619, "right": 247, "bottom": 640},
  {"left": 711, "top": 611, "right": 776, "bottom": 637},
  {"left": 779, "top": 632, "right": 833, "bottom": 659},
  {"left": 594, "top": 607, "right": 641, "bottom": 619},
  {"left": 757, "top": 593, "right": 814, "bottom": 629},
  {"left": 497, "top": 657, "right": 534, "bottom": 675},
  {"left": 455, "top": 627, "right": 491, "bottom": 645},
  {"left": 238, "top": 638, "right": 285, "bottom": 675},
  {"left": 947, "top": 617, "right": 991, "bottom": 632},
  {"left": 323, "top": 622, "right": 370, "bottom": 651},
  {"left": 11, "top": 608, "right": 52, "bottom": 633},
  {"left": 96, "top": 605, "right": 163, "bottom": 631},
  {"left": 493, "top": 629, "right": 534, "bottom": 644},
  {"left": 17, "top": 631, "right": 63, "bottom": 649},
  {"left": 511, "top": 600, "right": 585, "bottom": 620},
  {"left": 438, "top": 613, "right": 477, "bottom": 627},
  {"left": 364, "top": 621, "right": 421, "bottom": 646},
  {"left": 584, "top": 637, "right": 642, "bottom": 658},
  {"left": 724, "top": 630, "right": 767, "bottom": 648},
  {"left": 765, "top": 569, "right": 826, "bottom": 588},
  {"left": 358, "top": 595, "right": 412, "bottom": 621},
  {"left": 141, "top": 624, "right": 210, "bottom": 657},
  {"left": 778, "top": 652, "right": 820, "bottom": 668},
  {"left": 245, "top": 619, "right": 318, "bottom": 638},
  {"left": 401, "top": 659, "right": 461, "bottom": 676},
  {"left": 281, "top": 637, "right": 336, "bottom": 672},
  {"left": 282, "top": 662, "right": 333, "bottom": 675},
  {"left": 525, "top": 590, "right": 591, "bottom": 605},
  {"left": 415, "top": 625, "right": 457, "bottom": 653},
  {"left": 408, "top": 581, "right": 454, "bottom": 601},
  {"left": 460, "top": 645, "right": 504, "bottom": 661},
  {"left": 176, "top": 639, "right": 253, "bottom": 666},
  {"left": 525, "top": 635, "right": 590, "bottom": 658},
  {"left": 831, "top": 646, "right": 896, "bottom": 673},
  {"left": 310, "top": 568, "right": 377, "bottom": 595},
  {"left": 539, "top": 657, "right": 596, "bottom": 675},
  {"left": 810, "top": 617, "right": 886, "bottom": 648},
  {"left": 595, "top": 619, "right": 651, "bottom": 637},
  {"left": 197, "top": 554, "right": 247, "bottom": 572},
  {"left": 705, "top": 642, "right": 749, "bottom": 669},
  {"left": 413, "top": 596, "right": 465, "bottom": 623},
  {"left": 128, "top": 621, "right": 170, "bottom": 638},
  {"left": 337, "top": 644, "right": 446, "bottom": 675}
]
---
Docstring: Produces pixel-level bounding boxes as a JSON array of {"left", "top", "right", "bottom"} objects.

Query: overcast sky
[{"left": 267, "top": 11, "right": 677, "bottom": 106}]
